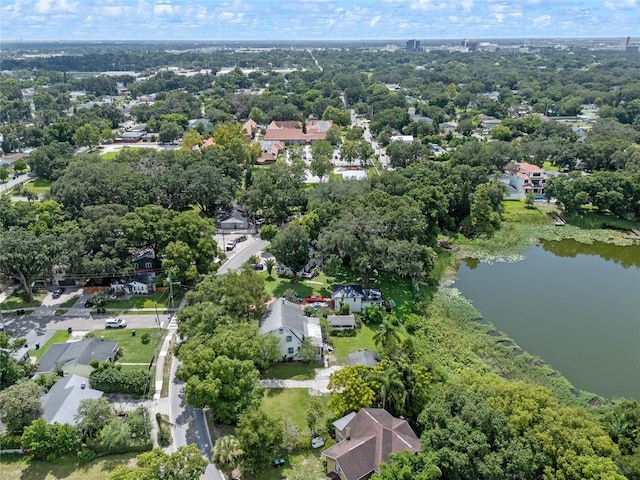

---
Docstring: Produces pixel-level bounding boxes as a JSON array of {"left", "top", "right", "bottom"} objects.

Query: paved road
[
  {"left": 217, "top": 237, "right": 270, "bottom": 274},
  {"left": 0, "top": 172, "right": 32, "bottom": 193}
]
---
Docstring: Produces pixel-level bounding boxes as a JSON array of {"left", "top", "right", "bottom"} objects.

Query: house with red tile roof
[
  {"left": 201, "top": 137, "right": 215, "bottom": 149},
  {"left": 322, "top": 408, "right": 422, "bottom": 480},
  {"left": 509, "top": 161, "right": 548, "bottom": 197},
  {"left": 263, "top": 120, "right": 333, "bottom": 145},
  {"left": 257, "top": 140, "right": 285, "bottom": 165},
  {"left": 243, "top": 118, "right": 257, "bottom": 138}
]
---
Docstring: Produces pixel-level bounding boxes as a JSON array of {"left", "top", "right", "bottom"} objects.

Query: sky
[{"left": 1, "top": 0, "right": 639, "bottom": 42}]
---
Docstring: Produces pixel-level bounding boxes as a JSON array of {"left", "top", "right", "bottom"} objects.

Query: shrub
[
  {"left": 77, "top": 447, "right": 96, "bottom": 464},
  {"left": 140, "top": 333, "right": 151, "bottom": 345},
  {"left": 89, "top": 365, "right": 151, "bottom": 396},
  {"left": 0, "top": 434, "right": 23, "bottom": 449},
  {"left": 89, "top": 359, "right": 99, "bottom": 369},
  {"left": 158, "top": 429, "right": 171, "bottom": 447}
]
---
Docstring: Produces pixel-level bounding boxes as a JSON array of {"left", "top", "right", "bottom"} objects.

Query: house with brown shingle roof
[
  {"left": 257, "top": 140, "right": 285, "bottom": 165},
  {"left": 322, "top": 408, "right": 422, "bottom": 480},
  {"left": 243, "top": 118, "right": 257, "bottom": 138},
  {"left": 263, "top": 120, "right": 333, "bottom": 145}
]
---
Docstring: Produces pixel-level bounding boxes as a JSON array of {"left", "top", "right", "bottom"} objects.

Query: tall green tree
[
  {"left": 212, "top": 435, "right": 244, "bottom": 479},
  {"left": 270, "top": 222, "right": 310, "bottom": 280},
  {"left": 0, "top": 380, "right": 43, "bottom": 434}
]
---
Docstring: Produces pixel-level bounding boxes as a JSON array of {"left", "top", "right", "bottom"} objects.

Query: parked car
[
  {"left": 84, "top": 299, "right": 94, "bottom": 308},
  {"left": 305, "top": 295, "right": 326, "bottom": 303},
  {"left": 52, "top": 287, "right": 65, "bottom": 298},
  {"left": 252, "top": 263, "right": 264, "bottom": 270},
  {"left": 311, "top": 437, "right": 325, "bottom": 448},
  {"left": 226, "top": 240, "right": 236, "bottom": 251},
  {"left": 312, "top": 302, "right": 329, "bottom": 310},
  {"left": 236, "top": 235, "right": 247, "bottom": 242},
  {"left": 0, "top": 321, "right": 4, "bottom": 332},
  {"left": 300, "top": 271, "right": 317, "bottom": 279},
  {"left": 105, "top": 318, "right": 127, "bottom": 329}
]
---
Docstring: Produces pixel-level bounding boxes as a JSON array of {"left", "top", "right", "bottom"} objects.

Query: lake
[{"left": 454, "top": 239, "right": 640, "bottom": 400}]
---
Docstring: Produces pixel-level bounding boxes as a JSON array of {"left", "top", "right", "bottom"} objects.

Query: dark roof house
[
  {"left": 41, "top": 374, "right": 103, "bottom": 425},
  {"left": 348, "top": 350, "right": 379, "bottom": 367},
  {"left": 37, "top": 338, "right": 119, "bottom": 377},
  {"left": 322, "top": 408, "right": 422, "bottom": 480}
]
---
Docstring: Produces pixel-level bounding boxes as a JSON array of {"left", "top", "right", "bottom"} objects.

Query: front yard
[
  {"left": 102, "top": 291, "right": 184, "bottom": 309},
  {"left": 0, "top": 289, "right": 46, "bottom": 310},
  {"left": 29, "top": 330, "right": 72, "bottom": 360},
  {"left": 260, "top": 362, "right": 322, "bottom": 380},
  {"left": 93, "top": 328, "right": 164, "bottom": 363}
]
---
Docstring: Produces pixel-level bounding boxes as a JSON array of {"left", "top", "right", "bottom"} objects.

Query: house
[
  {"left": 327, "top": 315, "right": 356, "bottom": 331},
  {"left": 322, "top": 408, "right": 422, "bottom": 480},
  {"left": 257, "top": 140, "right": 285, "bottom": 165},
  {"left": 127, "top": 272, "right": 157, "bottom": 294},
  {"left": 201, "top": 137, "right": 215, "bottom": 149},
  {"left": 348, "top": 350, "right": 379, "bottom": 367},
  {"left": 263, "top": 120, "right": 333, "bottom": 145},
  {"left": 332, "top": 284, "right": 383, "bottom": 313},
  {"left": 439, "top": 121, "right": 457, "bottom": 133},
  {"left": 36, "top": 338, "right": 119, "bottom": 377},
  {"left": 243, "top": 118, "right": 257, "bottom": 138},
  {"left": 41, "top": 375, "right": 103, "bottom": 425},
  {"left": 217, "top": 208, "right": 249, "bottom": 230},
  {"left": 509, "top": 161, "right": 548, "bottom": 197},
  {"left": 259, "top": 298, "right": 323, "bottom": 360},
  {"left": 133, "top": 249, "right": 162, "bottom": 272},
  {"left": 477, "top": 114, "right": 501, "bottom": 131}
]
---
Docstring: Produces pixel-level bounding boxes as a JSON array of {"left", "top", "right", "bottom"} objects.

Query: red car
[{"left": 305, "top": 295, "right": 325, "bottom": 303}]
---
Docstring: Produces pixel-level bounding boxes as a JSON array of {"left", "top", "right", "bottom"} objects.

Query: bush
[
  {"left": 77, "top": 447, "right": 96, "bottom": 464},
  {"left": 89, "top": 359, "right": 100, "bottom": 369},
  {"left": 34, "top": 373, "right": 60, "bottom": 390},
  {"left": 89, "top": 365, "right": 151, "bottom": 396},
  {"left": 0, "top": 434, "right": 23, "bottom": 449},
  {"left": 158, "top": 429, "right": 171, "bottom": 447},
  {"left": 140, "top": 333, "right": 151, "bottom": 345}
]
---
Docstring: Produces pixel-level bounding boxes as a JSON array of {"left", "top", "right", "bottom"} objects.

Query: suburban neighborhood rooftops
[
  {"left": 37, "top": 338, "right": 119, "bottom": 374},
  {"left": 323, "top": 408, "right": 422, "bottom": 480},
  {"left": 41, "top": 374, "right": 103, "bottom": 425},
  {"left": 260, "top": 298, "right": 317, "bottom": 335}
]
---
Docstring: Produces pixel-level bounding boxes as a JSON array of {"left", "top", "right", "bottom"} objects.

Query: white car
[
  {"left": 311, "top": 437, "right": 325, "bottom": 448},
  {"left": 105, "top": 318, "right": 127, "bottom": 329}
]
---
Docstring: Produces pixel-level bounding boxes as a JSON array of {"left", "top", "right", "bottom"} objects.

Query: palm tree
[
  {"left": 369, "top": 366, "right": 405, "bottom": 415},
  {"left": 264, "top": 258, "right": 276, "bottom": 278},
  {"left": 373, "top": 320, "right": 402, "bottom": 350},
  {"left": 212, "top": 435, "right": 244, "bottom": 479}
]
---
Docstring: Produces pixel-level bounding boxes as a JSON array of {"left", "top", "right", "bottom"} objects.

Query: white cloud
[
  {"left": 370, "top": 15, "right": 381, "bottom": 26},
  {"left": 219, "top": 11, "right": 245, "bottom": 23},
  {"left": 604, "top": 0, "right": 637, "bottom": 8},
  {"left": 494, "top": 13, "right": 505, "bottom": 23},
  {"left": 35, "top": 0, "right": 77, "bottom": 14},
  {"left": 410, "top": 0, "right": 450, "bottom": 10},
  {"left": 532, "top": 14, "right": 552, "bottom": 27}
]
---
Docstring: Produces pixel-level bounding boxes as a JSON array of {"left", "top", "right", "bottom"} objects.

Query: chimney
[
  {"left": 345, "top": 427, "right": 351, "bottom": 440},
  {"left": 81, "top": 382, "right": 86, "bottom": 389}
]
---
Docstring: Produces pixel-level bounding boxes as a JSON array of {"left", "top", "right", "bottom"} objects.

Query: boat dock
[{"left": 551, "top": 212, "right": 566, "bottom": 226}]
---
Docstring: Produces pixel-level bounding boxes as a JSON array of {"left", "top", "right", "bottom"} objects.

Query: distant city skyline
[{"left": 1, "top": 0, "right": 639, "bottom": 42}]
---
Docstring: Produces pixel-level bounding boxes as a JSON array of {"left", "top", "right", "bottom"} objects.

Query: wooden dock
[
  {"left": 551, "top": 212, "right": 566, "bottom": 226},
  {"left": 623, "top": 228, "right": 640, "bottom": 241}
]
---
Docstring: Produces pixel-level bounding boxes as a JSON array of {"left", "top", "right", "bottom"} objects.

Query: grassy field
[
  {"left": 0, "top": 289, "right": 46, "bottom": 310},
  {"left": 23, "top": 178, "right": 52, "bottom": 193},
  {"left": 262, "top": 272, "right": 331, "bottom": 299},
  {"left": 102, "top": 291, "right": 184, "bottom": 309},
  {"left": 29, "top": 330, "right": 72, "bottom": 360},
  {"left": 542, "top": 161, "right": 560, "bottom": 171},
  {"left": 101, "top": 151, "right": 118, "bottom": 160},
  {"left": 0, "top": 452, "right": 138, "bottom": 480},
  {"left": 330, "top": 325, "right": 376, "bottom": 364},
  {"left": 260, "top": 362, "right": 322, "bottom": 380},
  {"left": 259, "top": 388, "right": 330, "bottom": 433},
  {"left": 93, "top": 328, "right": 164, "bottom": 363}
]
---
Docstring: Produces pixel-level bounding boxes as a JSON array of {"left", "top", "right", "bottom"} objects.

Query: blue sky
[{"left": 1, "top": 0, "right": 639, "bottom": 42}]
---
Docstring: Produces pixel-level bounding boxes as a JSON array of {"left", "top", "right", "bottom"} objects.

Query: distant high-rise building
[{"left": 406, "top": 39, "right": 421, "bottom": 51}]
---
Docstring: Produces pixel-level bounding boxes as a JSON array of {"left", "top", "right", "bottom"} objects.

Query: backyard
[
  {"left": 330, "top": 325, "right": 376, "bottom": 364},
  {"left": 23, "top": 178, "right": 53, "bottom": 194},
  {"left": 0, "top": 452, "right": 138, "bottom": 480}
]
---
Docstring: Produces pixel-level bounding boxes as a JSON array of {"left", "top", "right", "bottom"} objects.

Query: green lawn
[
  {"left": 0, "top": 452, "right": 138, "bottom": 480},
  {"left": 60, "top": 296, "right": 81, "bottom": 308},
  {"left": 23, "top": 178, "right": 52, "bottom": 193},
  {"left": 502, "top": 199, "right": 552, "bottom": 225},
  {"left": 30, "top": 330, "right": 72, "bottom": 360},
  {"left": 260, "top": 388, "right": 330, "bottom": 433},
  {"left": 251, "top": 451, "right": 328, "bottom": 480},
  {"left": 93, "top": 328, "right": 164, "bottom": 363},
  {"left": 262, "top": 272, "right": 331, "bottom": 299},
  {"left": 100, "top": 151, "right": 118, "bottom": 160},
  {"left": 260, "top": 362, "right": 322, "bottom": 380},
  {"left": 542, "top": 161, "right": 560, "bottom": 172},
  {"left": 102, "top": 291, "right": 184, "bottom": 309},
  {"left": 0, "top": 289, "right": 46, "bottom": 310},
  {"left": 331, "top": 325, "right": 377, "bottom": 364}
]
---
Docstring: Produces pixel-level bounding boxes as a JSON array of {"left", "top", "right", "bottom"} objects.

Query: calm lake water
[{"left": 454, "top": 239, "right": 640, "bottom": 400}]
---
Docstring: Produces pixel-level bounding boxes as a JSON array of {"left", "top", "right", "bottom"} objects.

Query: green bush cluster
[
  {"left": 89, "top": 364, "right": 151, "bottom": 396},
  {"left": 0, "top": 434, "right": 23, "bottom": 449},
  {"left": 140, "top": 333, "right": 151, "bottom": 345}
]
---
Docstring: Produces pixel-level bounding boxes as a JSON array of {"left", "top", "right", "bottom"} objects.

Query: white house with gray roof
[{"left": 260, "top": 298, "right": 323, "bottom": 360}]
